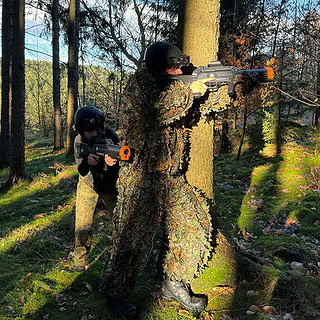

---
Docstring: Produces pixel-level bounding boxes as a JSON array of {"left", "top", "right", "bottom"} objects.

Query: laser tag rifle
[
  {"left": 79, "top": 136, "right": 134, "bottom": 167},
  {"left": 168, "top": 61, "right": 274, "bottom": 98}
]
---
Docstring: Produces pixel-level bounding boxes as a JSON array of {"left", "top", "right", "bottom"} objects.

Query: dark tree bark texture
[
  {"left": 7, "top": 0, "right": 27, "bottom": 184},
  {"left": 52, "top": 0, "right": 64, "bottom": 151},
  {"left": 0, "top": 0, "right": 13, "bottom": 167}
]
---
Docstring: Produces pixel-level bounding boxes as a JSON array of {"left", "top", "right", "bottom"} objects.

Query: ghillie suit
[{"left": 101, "top": 70, "right": 230, "bottom": 299}]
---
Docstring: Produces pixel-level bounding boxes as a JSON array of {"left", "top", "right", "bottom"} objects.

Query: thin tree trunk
[
  {"left": 315, "top": 61, "right": 320, "bottom": 127},
  {"left": 52, "top": 0, "right": 63, "bottom": 150},
  {"left": 276, "top": 43, "right": 285, "bottom": 154},
  {"left": 271, "top": 0, "right": 286, "bottom": 58},
  {"left": 251, "top": 0, "right": 265, "bottom": 67},
  {"left": 0, "top": 0, "right": 13, "bottom": 167},
  {"left": 66, "top": 0, "right": 80, "bottom": 155},
  {"left": 177, "top": 0, "right": 220, "bottom": 66},
  {"left": 237, "top": 107, "right": 248, "bottom": 160},
  {"left": 7, "top": 0, "right": 27, "bottom": 185}
]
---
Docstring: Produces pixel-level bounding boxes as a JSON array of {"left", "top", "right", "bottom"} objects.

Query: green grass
[
  {"left": 214, "top": 127, "right": 320, "bottom": 319},
  {"left": 1, "top": 130, "right": 320, "bottom": 320}
]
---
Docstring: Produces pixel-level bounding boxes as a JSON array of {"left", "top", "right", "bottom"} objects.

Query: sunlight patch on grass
[
  {"left": 0, "top": 168, "right": 77, "bottom": 206},
  {"left": 261, "top": 266, "right": 281, "bottom": 303},
  {"left": 141, "top": 303, "right": 191, "bottom": 320},
  {"left": 25, "top": 147, "right": 66, "bottom": 163},
  {"left": 238, "top": 165, "right": 272, "bottom": 230},
  {"left": 21, "top": 270, "right": 80, "bottom": 317},
  {"left": 191, "top": 232, "right": 237, "bottom": 313},
  {"left": 260, "top": 144, "right": 277, "bottom": 158},
  {"left": 0, "top": 202, "right": 74, "bottom": 254},
  {"left": 45, "top": 269, "right": 79, "bottom": 290},
  {"left": 2, "top": 265, "right": 81, "bottom": 318},
  {"left": 22, "top": 292, "right": 49, "bottom": 317},
  {"left": 273, "top": 152, "right": 309, "bottom": 219}
]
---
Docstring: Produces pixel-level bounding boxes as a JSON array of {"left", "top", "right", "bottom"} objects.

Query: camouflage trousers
[
  {"left": 74, "top": 173, "right": 116, "bottom": 267},
  {"left": 101, "top": 171, "right": 213, "bottom": 299}
]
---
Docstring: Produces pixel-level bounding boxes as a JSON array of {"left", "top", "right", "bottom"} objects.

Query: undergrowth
[{"left": 0, "top": 128, "right": 320, "bottom": 320}]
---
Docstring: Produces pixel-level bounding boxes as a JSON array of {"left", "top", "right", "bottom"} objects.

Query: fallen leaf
[
  {"left": 249, "top": 305, "right": 260, "bottom": 312},
  {"left": 33, "top": 213, "right": 47, "bottom": 219},
  {"left": 285, "top": 217, "right": 296, "bottom": 226},
  {"left": 262, "top": 305, "right": 277, "bottom": 315}
]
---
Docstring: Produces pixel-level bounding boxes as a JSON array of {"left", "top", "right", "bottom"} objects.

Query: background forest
[
  {"left": 1, "top": 0, "right": 320, "bottom": 320},
  {"left": 22, "top": 60, "right": 122, "bottom": 135}
]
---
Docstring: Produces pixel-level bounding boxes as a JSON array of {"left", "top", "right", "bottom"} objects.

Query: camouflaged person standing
[
  {"left": 99, "top": 42, "right": 222, "bottom": 318},
  {"left": 73, "top": 106, "right": 119, "bottom": 270}
]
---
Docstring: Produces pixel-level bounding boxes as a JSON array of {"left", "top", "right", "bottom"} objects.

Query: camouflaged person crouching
[{"left": 73, "top": 107, "right": 119, "bottom": 271}]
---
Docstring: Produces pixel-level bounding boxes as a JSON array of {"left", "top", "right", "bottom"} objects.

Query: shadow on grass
[
  {"left": 0, "top": 211, "right": 74, "bottom": 316},
  {"left": 0, "top": 198, "right": 118, "bottom": 320},
  {"left": 219, "top": 146, "right": 320, "bottom": 319},
  {"left": 0, "top": 174, "right": 78, "bottom": 238},
  {"left": 3, "top": 133, "right": 320, "bottom": 319}
]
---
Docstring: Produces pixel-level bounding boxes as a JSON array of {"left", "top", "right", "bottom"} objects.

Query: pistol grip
[{"left": 228, "top": 83, "right": 236, "bottom": 98}]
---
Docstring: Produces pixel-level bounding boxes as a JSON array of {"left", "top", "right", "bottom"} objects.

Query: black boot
[
  {"left": 161, "top": 277, "right": 208, "bottom": 315},
  {"left": 107, "top": 296, "right": 136, "bottom": 318}
]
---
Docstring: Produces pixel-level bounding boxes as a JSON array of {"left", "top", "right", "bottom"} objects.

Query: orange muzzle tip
[
  {"left": 266, "top": 67, "right": 274, "bottom": 80},
  {"left": 119, "top": 146, "right": 131, "bottom": 161}
]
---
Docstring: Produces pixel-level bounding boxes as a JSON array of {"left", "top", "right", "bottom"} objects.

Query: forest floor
[{"left": 0, "top": 126, "right": 320, "bottom": 320}]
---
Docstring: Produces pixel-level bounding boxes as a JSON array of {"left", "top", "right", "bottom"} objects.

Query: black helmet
[
  {"left": 74, "top": 106, "right": 105, "bottom": 134},
  {"left": 144, "top": 41, "right": 189, "bottom": 74}
]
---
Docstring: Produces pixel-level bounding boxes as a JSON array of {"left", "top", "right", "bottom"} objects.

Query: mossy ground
[{"left": 1, "top": 128, "right": 320, "bottom": 320}]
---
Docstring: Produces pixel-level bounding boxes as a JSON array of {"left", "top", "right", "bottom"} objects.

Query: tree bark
[
  {"left": 315, "top": 61, "right": 320, "bottom": 127},
  {"left": 0, "top": 0, "right": 13, "bottom": 167},
  {"left": 178, "top": 0, "right": 238, "bottom": 307},
  {"left": 66, "top": 0, "right": 80, "bottom": 155},
  {"left": 177, "top": 0, "right": 220, "bottom": 66},
  {"left": 52, "top": 0, "right": 64, "bottom": 151},
  {"left": 178, "top": 0, "right": 220, "bottom": 199},
  {"left": 7, "top": 0, "right": 27, "bottom": 184},
  {"left": 271, "top": 0, "right": 286, "bottom": 58}
]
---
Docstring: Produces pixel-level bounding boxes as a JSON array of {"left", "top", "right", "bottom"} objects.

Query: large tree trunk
[
  {"left": 52, "top": 0, "right": 63, "bottom": 151},
  {"left": 0, "top": 0, "right": 13, "bottom": 167},
  {"left": 177, "top": 0, "right": 220, "bottom": 67},
  {"left": 178, "top": 0, "right": 220, "bottom": 199},
  {"left": 178, "top": 0, "right": 238, "bottom": 308},
  {"left": 7, "top": 0, "right": 27, "bottom": 184},
  {"left": 66, "top": 0, "right": 80, "bottom": 155}
]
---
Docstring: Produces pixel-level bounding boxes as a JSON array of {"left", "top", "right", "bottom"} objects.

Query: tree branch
[{"left": 271, "top": 85, "right": 320, "bottom": 107}]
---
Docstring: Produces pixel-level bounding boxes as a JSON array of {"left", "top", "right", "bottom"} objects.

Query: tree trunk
[
  {"left": 0, "top": 0, "right": 13, "bottom": 167},
  {"left": 66, "top": 0, "right": 80, "bottom": 155},
  {"left": 7, "top": 0, "right": 27, "bottom": 184},
  {"left": 315, "top": 61, "right": 320, "bottom": 127},
  {"left": 177, "top": 0, "right": 238, "bottom": 308},
  {"left": 237, "top": 106, "right": 248, "bottom": 160},
  {"left": 275, "top": 43, "right": 285, "bottom": 155},
  {"left": 271, "top": 0, "right": 286, "bottom": 58},
  {"left": 177, "top": 0, "right": 220, "bottom": 66},
  {"left": 178, "top": 0, "right": 220, "bottom": 199},
  {"left": 52, "top": 0, "right": 63, "bottom": 151}
]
